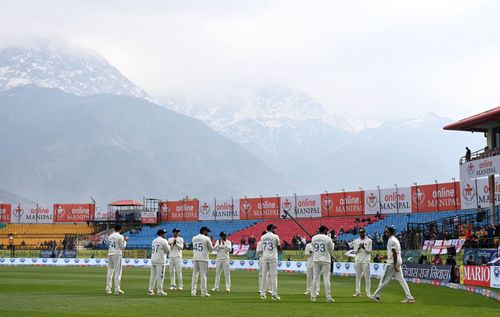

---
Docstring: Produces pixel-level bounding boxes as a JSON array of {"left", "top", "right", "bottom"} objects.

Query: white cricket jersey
[
  {"left": 386, "top": 235, "right": 402, "bottom": 265},
  {"left": 258, "top": 232, "right": 280, "bottom": 262},
  {"left": 311, "top": 234, "right": 335, "bottom": 263},
  {"left": 151, "top": 236, "right": 170, "bottom": 264},
  {"left": 214, "top": 239, "right": 232, "bottom": 261},
  {"left": 192, "top": 234, "right": 214, "bottom": 261},
  {"left": 305, "top": 243, "right": 313, "bottom": 267},
  {"left": 107, "top": 232, "right": 127, "bottom": 256},
  {"left": 168, "top": 236, "right": 184, "bottom": 258},
  {"left": 353, "top": 237, "right": 372, "bottom": 263}
]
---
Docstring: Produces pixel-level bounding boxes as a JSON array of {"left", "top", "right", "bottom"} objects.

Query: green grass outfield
[{"left": 0, "top": 266, "right": 497, "bottom": 317}]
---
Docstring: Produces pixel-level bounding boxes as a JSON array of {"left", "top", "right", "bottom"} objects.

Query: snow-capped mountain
[
  {"left": 162, "top": 86, "right": 353, "bottom": 173},
  {"left": 0, "top": 44, "right": 148, "bottom": 99}
]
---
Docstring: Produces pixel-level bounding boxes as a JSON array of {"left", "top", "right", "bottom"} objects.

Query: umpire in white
[
  {"left": 148, "top": 229, "right": 170, "bottom": 296},
  {"left": 352, "top": 228, "right": 372, "bottom": 297}
]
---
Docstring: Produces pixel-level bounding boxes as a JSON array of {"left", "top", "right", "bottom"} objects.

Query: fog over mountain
[{"left": 0, "top": 44, "right": 485, "bottom": 206}]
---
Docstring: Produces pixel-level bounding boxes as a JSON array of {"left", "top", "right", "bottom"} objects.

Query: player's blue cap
[
  {"left": 385, "top": 227, "right": 395, "bottom": 234},
  {"left": 200, "top": 226, "right": 211, "bottom": 233},
  {"left": 172, "top": 228, "right": 180, "bottom": 233},
  {"left": 267, "top": 224, "right": 277, "bottom": 231},
  {"left": 157, "top": 229, "right": 167, "bottom": 236},
  {"left": 220, "top": 231, "right": 227, "bottom": 237}
]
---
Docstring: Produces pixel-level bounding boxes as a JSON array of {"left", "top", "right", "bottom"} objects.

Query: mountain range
[{"left": 0, "top": 44, "right": 485, "bottom": 205}]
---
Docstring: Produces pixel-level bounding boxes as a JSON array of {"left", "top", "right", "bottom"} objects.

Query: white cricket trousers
[
  {"left": 106, "top": 254, "right": 123, "bottom": 292},
  {"left": 149, "top": 264, "right": 166, "bottom": 293},
  {"left": 260, "top": 261, "right": 278, "bottom": 296},
  {"left": 192, "top": 260, "right": 209, "bottom": 295},
  {"left": 355, "top": 262, "right": 371, "bottom": 295},
  {"left": 311, "top": 261, "right": 332, "bottom": 300},
  {"left": 169, "top": 257, "right": 183, "bottom": 288},
  {"left": 306, "top": 264, "right": 320, "bottom": 293},
  {"left": 258, "top": 260, "right": 271, "bottom": 292},
  {"left": 373, "top": 264, "right": 414, "bottom": 300},
  {"left": 214, "top": 259, "right": 231, "bottom": 290}
]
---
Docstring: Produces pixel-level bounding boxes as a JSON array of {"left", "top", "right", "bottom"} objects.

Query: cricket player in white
[
  {"left": 106, "top": 225, "right": 128, "bottom": 294},
  {"left": 212, "top": 231, "right": 232, "bottom": 292},
  {"left": 304, "top": 242, "right": 316, "bottom": 295},
  {"left": 191, "top": 226, "right": 214, "bottom": 297},
  {"left": 168, "top": 228, "right": 184, "bottom": 290},
  {"left": 257, "top": 224, "right": 281, "bottom": 300},
  {"left": 310, "top": 225, "right": 335, "bottom": 303},
  {"left": 148, "top": 229, "right": 170, "bottom": 296},
  {"left": 352, "top": 228, "right": 372, "bottom": 297},
  {"left": 257, "top": 231, "right": 271, "bottom": 294},
  {"left": 368, "top": 227, "right": 415, "bottom": 304}
]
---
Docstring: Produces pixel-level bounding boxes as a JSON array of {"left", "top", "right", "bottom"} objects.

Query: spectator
[
  {"left": 418, "top": 255, "right": 426, "bottom": 264},
  {"left": 465, "top": 147, "right": 471, "bottom": 162},
  {"left": 476, "top": 205, "right": 485, "bottom": 222},
  {"left": 373, "top": 254, "right": 381, "bottom": 263},
  {"left": 432, "top": 254, "right": 443, "bottom": 265},
  {"left": 465, "top": 255, "right": 474, "bottom": 265}
]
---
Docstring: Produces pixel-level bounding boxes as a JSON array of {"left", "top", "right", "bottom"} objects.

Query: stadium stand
[
  {"left": 125, "top": 220, "right": 261, "bottom": 249},
  {"left": 0, "top": 224, "right": 95, "bottom": 247},
  {"left": 227, "top": 217, "right": 377, "bottom": 247}
]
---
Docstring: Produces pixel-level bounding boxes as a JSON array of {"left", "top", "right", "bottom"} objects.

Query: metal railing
[{"left": 460, "top": 146, "right": 500, "bottom": 164}]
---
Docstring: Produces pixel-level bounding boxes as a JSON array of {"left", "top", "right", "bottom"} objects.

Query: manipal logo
[
  {"left": 241, "top": 201, "right": 251, "bottom": 214},
  {"left": 412, "top": 188, "right": 425, "bottom": 207},
  {"left": 200, "top": 202, "right": 211, "bottom": 215},
  {"left": 281, "top": 199, "right": 292, "bottom": 213},
  {"left": 366, "top": 192, "right": 378, "bottom": 210},
  {"left": 462, "top": 183, "right": 476, "bottom": 203},
  {"left": 56, "top": 205, "right": 65, "bottom": 218},
  {"left": 467, "top": 162, "right": 475, "bottom": 176}
]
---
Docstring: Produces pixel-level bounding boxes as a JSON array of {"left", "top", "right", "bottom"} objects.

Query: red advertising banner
[
  {"left": 321, "top": 191, "right": 364, "bottom": 216},
  {"left": 53, "top": 204, "right": 95, "bottom": 222},
  {"left": 239, "top": 197, "right": 280, "bottom": 220},
  {"left": 162, "top": 200, "right": 199, "bottom": 222},
  {"left": 0, "top": 204, "right": 11, "bottom": 223},
  {"left": 411, "top": 182, "right": 461, "bottom": 212},
  {"left": 462, "top": 265, "right": 491, "bottom": 287}
]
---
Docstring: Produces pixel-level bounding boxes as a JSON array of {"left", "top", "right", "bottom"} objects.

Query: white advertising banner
[
  {"left": 198, "top": 199, "right": 239, "bottom": 221},
  {"left": 11, "top": 205, "right": 53, "bottom": 223},
  {"left": 460, "top": 156, "right": 500, "bottom": 180},
  {"left": 94, "top": 208, "right": 114, "bottom": 221},
  {"left": 280, "top": 194, "right": 322, "bottom": 218},
  {"left": 491, "top": 266, "right": 500, "bottom": 289},
  {"left": 364, "top": 188, "right": 411, "bottom": 214},
  {"left": 460, "top": 178, "right": 500, "bottom": 209}
]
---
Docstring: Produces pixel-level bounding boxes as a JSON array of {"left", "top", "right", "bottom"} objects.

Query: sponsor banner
[
  {"left": 11, "top": 204, "right": 53, "bottom": 223},
  {"left": 232, "top": 244, "right": 250, "bottom": 256},
  {"left": 0, "top": 203, "right": 12, "bottom": 223},
  {"left": 492, "top": 266, "right": 500, "bottom": 289},
  {"left": 365, "top": 188, "right": 412, "bottom": 214},
  {"left": 462, "top": 265, "right": 491, "bottom": 287},
  {"left": 239, "top": 197, "right": 280, "bottom": 220},
  {"left": 332, "top": 262, "right": 386, "bottom": 278},
  {"left": 40, "top": 250, "right": 77, "bottom": 258},
  {"left": 460, "top": 155, "right": 500, "bottom": 180},
  {"left": 141, "top": 211, "right": 157, "bottom": 224},
  {"left": 411, "top": 182, "right": 461, "bottom": 212},
  {"left": 198, "top": 199, "right": 239, "bottom": 221},
  {"left": 401, "top": 264, "right": 452, "bottom": 281},
  {"left": 160, "top": 200, "right": 199, "bottom": 222},
  {"left": 423, "top": 239, "right": 465, "bottom": 254},
  {"left": 280, "top": 194, "right": 322, "bottom": 218},
  {"left": 53, "top": 204, "right": 94, "bottom": 223},
  {"left": 0, "top": 258, "right": 306, "bottom": 273},
  {"left": 322, "top": 191, "right": 364, "bottom": 216},
  {"left": 463, "top": 249, "right": 499, "bottom": 265},
  {"left": 94, "top": 208, "right": 114, "bottom": 221},
  {"left": 76, "top": 250, "right": 148, "bottom": 259}
]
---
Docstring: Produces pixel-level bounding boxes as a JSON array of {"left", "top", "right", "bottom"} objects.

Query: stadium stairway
[{"left": 125, "top": 220, "right": 261, "bottom": 249}]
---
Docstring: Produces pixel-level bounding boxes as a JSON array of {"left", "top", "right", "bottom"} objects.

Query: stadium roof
[
  {"left": 443, "top": 106, "right": 500, "bottom": 132},
  {"left": 109, "top": 200, "right": 144, "bottom": 206}
]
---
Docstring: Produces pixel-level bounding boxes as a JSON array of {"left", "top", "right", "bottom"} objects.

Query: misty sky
[{"left": 1, "top": 0, "right": 499, "bottom": 124}]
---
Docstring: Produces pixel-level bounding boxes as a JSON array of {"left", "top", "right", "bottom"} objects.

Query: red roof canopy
[
  {"left": 443, "top": 106, "right": 500, "bottom": 132},
  {"left": 109, "top": 200, "right": 144, "bottom": 206}
]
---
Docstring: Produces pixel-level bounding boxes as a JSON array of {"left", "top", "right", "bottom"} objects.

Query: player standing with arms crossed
[
  {"left": 168, "top": 228, "right": 184, "bottom": 290},
  {"left": 191, "top": 226, "right": 214, "bottom": 297},
  {"left": 148, "top": 229, "right": 170, "bottom": 296},
  {"left": 352, "top": 228, "right": 372, "bottom": 297},
  {"left": 106, "top": 225, "right": 128, "bottom": 295},
  {"left": 368, "top": 227, "right": 415, "bottom": 304},
  {"left": 257, "top": 224, "right": 281, "bottom": 300},
  {"left": 310, "top": 225, "right": 335, "bottom": 303},
  {"left": 212, "top": 232, "right": 232, "bottom": 292}
]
